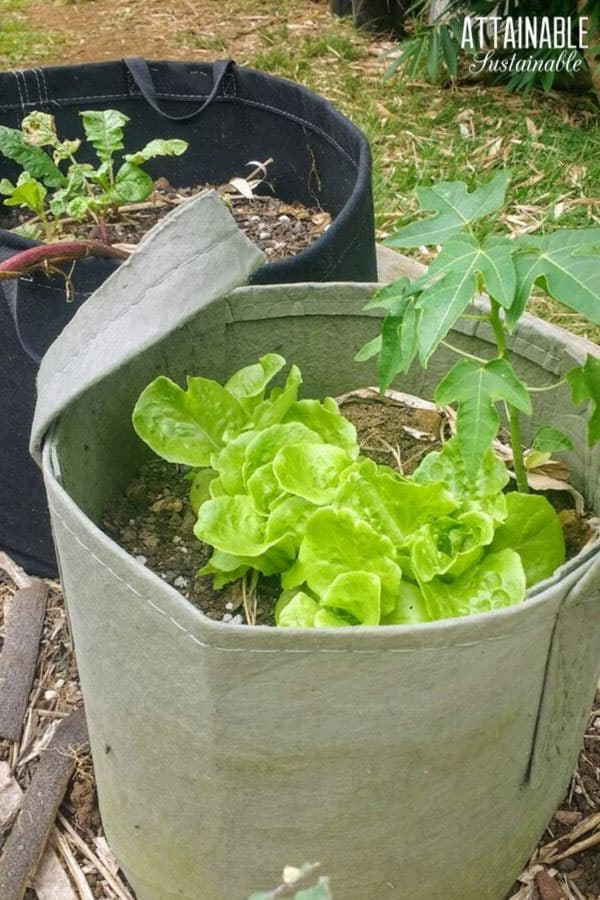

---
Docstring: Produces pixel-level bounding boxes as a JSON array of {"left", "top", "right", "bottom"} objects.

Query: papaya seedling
[
  {"left": 0, "top": 109, "right": 188, "bottom": 241},
  {"left": 357, "top": 172, "right": 600, "bottom": 493}
]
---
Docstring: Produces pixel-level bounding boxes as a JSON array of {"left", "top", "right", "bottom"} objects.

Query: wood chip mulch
[{"left": 0, "top": 553, "right": 599, "bottom": 899}]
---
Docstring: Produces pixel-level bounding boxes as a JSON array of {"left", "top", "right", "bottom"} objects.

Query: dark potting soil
[
  {"left": 0, "top": 181, "right": 332, "bottom": 262},
  {"left": 103, "top": 393, "right": 597, "bottom": 629}
]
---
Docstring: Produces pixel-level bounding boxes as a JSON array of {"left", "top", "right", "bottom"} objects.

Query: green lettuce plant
[
  {"left": 133, "top": 354, "right": 566, "bottom": 628},
  {"left": 357, "top": 171, "right": 600, "bottom": 494},
  {"left": 0, "top": 110, "right": 188, "bottom": 240}
]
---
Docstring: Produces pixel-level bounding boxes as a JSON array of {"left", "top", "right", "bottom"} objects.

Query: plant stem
[
  {"left": 490, "top": 300, "right": 529, "bottom": 493},
  {"left": 0, "top": 241, "right": 129, "bottom": 282},
  {"left": 528, "top": 379, "right": 566, "bottom": 393},
  {"left": 441, "top": 340, "right": 488, "bottom": 364}
]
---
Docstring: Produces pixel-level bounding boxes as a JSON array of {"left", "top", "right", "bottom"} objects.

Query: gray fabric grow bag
[{"left": 32, "top": 193, "right": 600, "bottom": 900}]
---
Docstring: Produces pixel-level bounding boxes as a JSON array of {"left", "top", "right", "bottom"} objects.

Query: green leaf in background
[
  {"left": 413, "top": 437, "right": 510, "bottom": 524},
  {"left": 3, "top": 177, "right": 46, "bottom": 215},
  {"left": 132, "top": 375, "right": 246, "bottom": 467},
  {"left": 489, "top": 493, "right": 565, "bottom": 588},
  {"left": 532, "top": 425, "right": 573, "bottom": 453},
  {"left": 377, "top": 295, "right": 420, "bottom": 391},
  {"left": 413, "top": 233, "right": 516, "bottom": 363},
  {"left": 434, "top": 358, "right": 531, "bottom": 475},
  {"left": 80, "top": 109, "right": 129, "bottom": 164},
  {"left": 421, "top": 549, "right": 526, "bottom": 620},
  {"left": 21, "top": 111, "right": 58, "bottom": 147},
  {"left": 110, "top": 162, "right": 154, "bottom": 203},
  {"left": 566, "top": 354, "right": 600, "bottom": 446},
  {"left": 0, "top": 125, "right": 65, "bottom": 187},
  {"left": 385, "top": 171, "right": 510, "bottom": 249},
  {"left": 124, "top": 138, "right": 188, "bottom": 166},
  {"left": 510, "top": 228, "right": 600, "bottom": 328}
]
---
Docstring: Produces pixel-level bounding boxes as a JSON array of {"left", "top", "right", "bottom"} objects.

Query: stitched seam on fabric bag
[
  {"left": 45, "top": 227, "right": 239, "bottom": 384},
  {"left": 50, "top": 504, "right": 532, "bottom": 654},
  {"left": 321, "top": 227, "right": 363, "bottom": 281}
]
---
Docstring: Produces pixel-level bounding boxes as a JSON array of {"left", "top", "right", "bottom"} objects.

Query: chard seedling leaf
[
  {"left": 21, "top": 111, "right": 58, "bottom": 148},
  {"left": 510, "top": 228, "right": 600, "bottom": 328},
  {"left": 385, "top": 171, "right": 510, "bottom": 248},
  {"left": 132, "top": 375, "right": 246, "bottom": 467},
  {"left": 434, "top": 358, "right": 531, "bottom": 475},
  {"left": 0, "top": 125, "right": 65, "bottom": 187},
  {"left": 80, "top": 109, "right": 129, "bottom": 164},
  {"left": 421, "top": 549, "right": 526, "bottom": 620},
  {"left": 3, "top": 177, "right": 47, "bottom": 215},
  {"left": 124, "top": 138, "right": 188, "bottom": 165},
  {"left": 566, "top": 354, "right": 600, "bottom": 446},
  {"left": 489, "top": 493, "right": 565, "bottom": 588},
  {"left": 110, "top": 162, "right": 154, "bottom": 203}
]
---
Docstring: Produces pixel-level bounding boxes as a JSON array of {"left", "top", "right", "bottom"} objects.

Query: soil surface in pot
[
  {"left": 102, "top": 391, "right": 597, "bottom": 628},
  {"left": 0, "top": 181, "right": 332, "bottom": 262}
]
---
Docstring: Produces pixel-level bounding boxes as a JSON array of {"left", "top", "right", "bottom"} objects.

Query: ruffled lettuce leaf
[
  {"left": 282, "top": 507, "right": 402, "bottom": 616},
  {"left": 413, "top": 437, "right": 509, "bottom": 523},
  {"left": 132, "top": 375, "right": 246, "bottom": 467},
  {"left": 421, "top": 549, "right": 526, "bottom": 620},
  {"left": 489, "top": 492, "right": 565, "bottom": 587},
  {"left": 410, "top": 510, "right": 495, "bottom": 582},
  {"left": 334, "top": 458, "right": 457, "bottom": 546},
  {"left": 284, "top": 397, "right": 359, "bottom": 458}
]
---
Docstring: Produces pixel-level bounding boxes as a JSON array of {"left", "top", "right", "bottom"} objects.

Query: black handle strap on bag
[{"left": 123, "top": 58, "right": 236, "bottom": 121}]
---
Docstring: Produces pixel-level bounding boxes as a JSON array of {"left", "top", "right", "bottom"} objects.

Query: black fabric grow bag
[{"left": 0, "top": 58, "right": 376, "bottom": 576}]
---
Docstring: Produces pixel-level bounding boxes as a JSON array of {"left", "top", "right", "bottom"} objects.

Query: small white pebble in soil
[
  {"left": 279, "top": 215, "right": 291, "bottom": 223},
  {"left": 172, "top": 535, "right": 181, "bottom": 544},
  {"left": 225, "top": 601, "right": 234, "bottom": 611},
  {"left": 44, "top": 689, "right": 57, "bottom": 701},
  {"left": 135, "top": 555, "right": 147, "bottom": 566},
  {"left": 180, "top": 546, "right": 189, "bottom": 554},
  {"left": 222, "top": 613, "right": 233, "bottom": 622},
  {"left": 55, "top": 678, "right": 65, "bottom": 689},
  {"left": 258, "top": 230, "right": 270, "bottom": 240},
  {"left": 173, "top": 575, "right": 188, "bottom": 588},
  {"left": 231, "top": 614, "right": 243, "bottom": 625},
  {"left": 129, "top": 519, "right": 135, "bottom": 527},
  {"left": 249, "top": 215, "right": 261, "bottom": 222}
]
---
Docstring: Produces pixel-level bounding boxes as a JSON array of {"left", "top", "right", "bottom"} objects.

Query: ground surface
[{"left": 0, "top": 0, "right": 599, "bottom": 897}]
